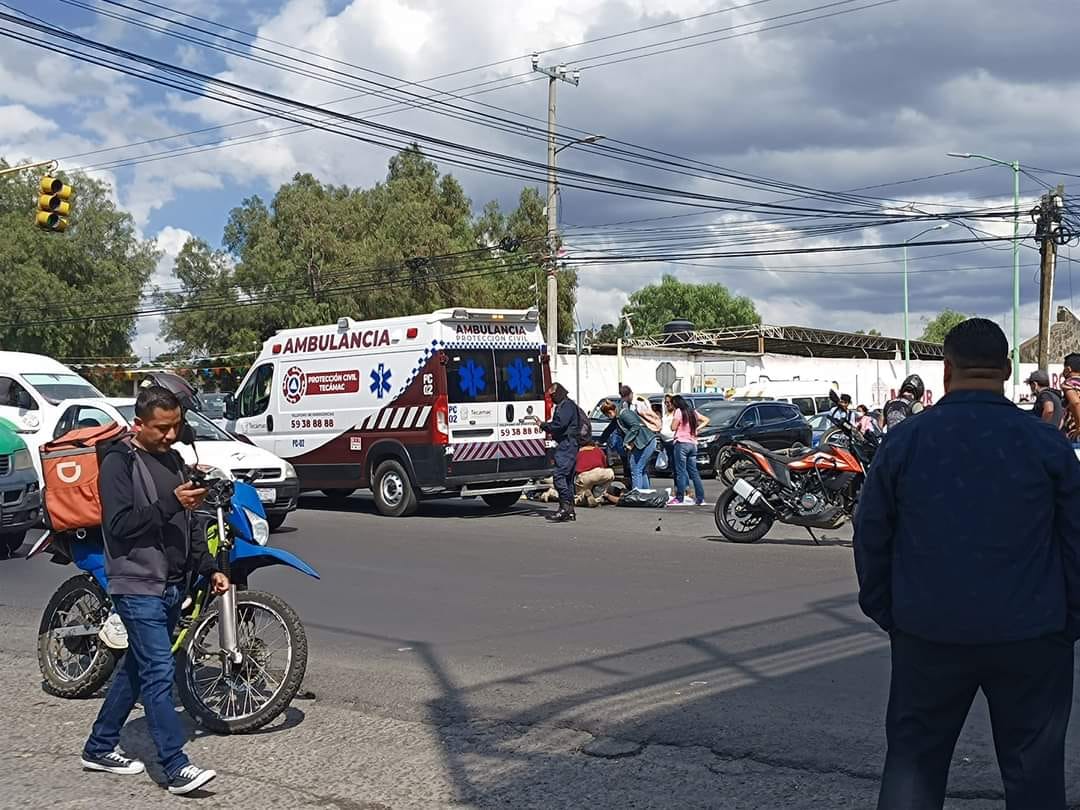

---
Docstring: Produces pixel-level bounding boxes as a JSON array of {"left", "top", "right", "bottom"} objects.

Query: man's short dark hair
[
  {"left": 619, "top": 385, "right": 632, "bottom": 399},
  {"left": 135, "top": 385, "right": 181, "bottom": 420},
  {"left": 1065, "top": 353, "right": 1080, "bottom": 373},
  {"left": 840, "top": 394, "right": 852, "bottom": 404},
  {"left": 943, "top": 318, "right": 1009, "bottom": 370}
]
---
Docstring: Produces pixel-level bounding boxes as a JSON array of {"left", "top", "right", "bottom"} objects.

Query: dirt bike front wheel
[
  {"left": 37, "top": 574, "right": 119, "bottom": 699},
  {"left": 175, "top": 589, "right": 308, "bottom": 734}
]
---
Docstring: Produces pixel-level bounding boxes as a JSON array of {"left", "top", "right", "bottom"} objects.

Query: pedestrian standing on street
[
  {"left": 855, "top": 404, "right": 879, "bottom": 435},
  {"left": 668, "top": 395, "right": 709, "bottom": 506},
  {"left": 81, "top": 386, "right": 227, "bottom": 795},
  {"left": 1060, "top": 354, "right": 1080, "bottom": 442},
  {"left": 1026, "top": 369, "right": 1063, "bottom": 428},
  {"left": 830, "top": 393, "right": 854, "bottom": 424},
  {"left": 882, "top": 374, "right": 925, "bottom": 432},
  {"left": 602, "top": 400, "right": 657, "bottom": 490},
  {"left": 659, "top": 394, "right": 677, "bottom": 476},
  {"left": 854, "top": 318, "right": 1080, "bottom": 810},
  {"left": 531, "top": 382, "right": 580, "bottom": 523}
]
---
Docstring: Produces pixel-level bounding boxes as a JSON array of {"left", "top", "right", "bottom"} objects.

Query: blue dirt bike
[{"left": 29, "top": 470, "right": 319, "bottom": 734}]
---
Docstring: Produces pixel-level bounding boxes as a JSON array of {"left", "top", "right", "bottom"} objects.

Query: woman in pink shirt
[{"left": 669, "top": 395, "right": 709, "bottom": 506}]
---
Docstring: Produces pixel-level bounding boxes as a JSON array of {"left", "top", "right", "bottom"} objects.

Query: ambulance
[{"left": 224, "top": 308, "right": 554, "bottom": 516}]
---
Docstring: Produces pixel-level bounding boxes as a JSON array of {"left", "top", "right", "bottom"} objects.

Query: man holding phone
[{"left": 81, "top": 386, "right": 228, "bottom": 795}]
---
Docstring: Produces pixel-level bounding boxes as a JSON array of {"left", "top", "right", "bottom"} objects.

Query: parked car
[
  {"left": 57, "top": 398, "right": 300, "bottom": 532},
  {"left": 199, "top": 392, "right": 230, "bottom": 423},
  {"left": 692, "top": 400, "right": 812, "bottom": 477},
  {"left": 805, "top": 412, "right": 834, "bottom": 447},
  {"left": 0, "top": 417, "right": 43, "bottom": 555}
]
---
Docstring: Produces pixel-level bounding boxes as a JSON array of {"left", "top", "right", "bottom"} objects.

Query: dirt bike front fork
[{"left": 215, "top": 506, "right": 243, "bottom": 665}]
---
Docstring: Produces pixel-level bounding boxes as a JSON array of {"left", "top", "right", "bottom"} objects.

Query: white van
[
  {"left": 730, "top": 380, "right": 834, "bottom": 417},
  {"left": 0, "top": 352, "right": 111, "bottom": 479},
  {"left": 225, "top": 308, "right": 553, "bottom": 516}
]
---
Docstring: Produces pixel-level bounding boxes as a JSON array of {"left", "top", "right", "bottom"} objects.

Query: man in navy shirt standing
[{"left": 855, "top": 318, "right": 1080, "bottom": 810}]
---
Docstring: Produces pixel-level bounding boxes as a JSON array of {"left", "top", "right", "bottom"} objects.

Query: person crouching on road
[
  {"left": 530, "top": 382, "right": 580, "bottom": 523},
  {"left": 81, "top": 386, "right": 229, "bottom": 795}
]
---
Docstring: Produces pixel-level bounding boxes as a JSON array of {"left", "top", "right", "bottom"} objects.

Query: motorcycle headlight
[
  {"left": 12, "top": 448, "right": 33, "bottom": 470},
  {"left": 283, "top": 461, "right": 297, "bottom": 479},
  {"left": 243, "top": 507, "right": 270, "bottom": 546}
]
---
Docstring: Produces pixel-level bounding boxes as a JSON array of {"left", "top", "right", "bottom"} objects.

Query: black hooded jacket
[{"left": 98, "top": 439, "right": 216, "bottom": 596}]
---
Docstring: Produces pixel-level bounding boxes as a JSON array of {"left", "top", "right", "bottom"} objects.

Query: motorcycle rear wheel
[
  {"left": 713, "top": 488, "right": 774, "bottom": 543},
  {"left": 37, "top": 574, "right": 119, "bottom": 699},
  {"left": 176, "top": 589, "right": 308, "bottom": 734}
]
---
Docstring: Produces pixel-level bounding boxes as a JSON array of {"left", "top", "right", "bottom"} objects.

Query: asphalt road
[{"left": 0, "top": 482, "right": 1075, "bottom": 808}]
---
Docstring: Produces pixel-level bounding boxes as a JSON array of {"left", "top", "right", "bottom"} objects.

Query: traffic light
[{"left": 36, "top": 175, "right": 73, "bottom": 232}]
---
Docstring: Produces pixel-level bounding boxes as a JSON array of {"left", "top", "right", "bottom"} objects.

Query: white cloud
[
  {"left": 133, "top": 226, "right": 194, "bottom": 357},
  {"left": 5, "top": 0, "right": 1080, "bottom": 352}
]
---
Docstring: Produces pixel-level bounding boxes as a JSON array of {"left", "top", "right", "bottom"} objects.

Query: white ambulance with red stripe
[{"left": 225, "top": 308, "right": 554, "bottom": 516}]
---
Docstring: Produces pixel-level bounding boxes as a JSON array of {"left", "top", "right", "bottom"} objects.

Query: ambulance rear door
[
  {"left": 492, "top": 349, "right": 547, "bottom": 473},
  {"left": 445, "top": 349, "right": 500, "bottom": 477}
]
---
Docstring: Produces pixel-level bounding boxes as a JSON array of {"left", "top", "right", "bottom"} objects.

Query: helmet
[
  {"left": 138, "top": 372, "right": 202, "bottom": 413},
  {"left": 899, "top": 374, "right": 924, "bottom": 401}
]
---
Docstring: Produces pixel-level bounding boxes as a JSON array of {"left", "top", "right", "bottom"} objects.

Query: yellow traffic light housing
[{"left": 36, "top": 175, "right": 73, "bottom": 232}]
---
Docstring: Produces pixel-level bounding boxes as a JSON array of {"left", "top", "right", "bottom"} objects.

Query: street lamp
[
  {"left": 903, "top": 223, "right": 949, "bottom": 375},
  {"left": 555, "top": 133, "right": 605, "bottom": 155},
  {"left": 947, "top": 151, "right": 1021, "bottom": 396}
]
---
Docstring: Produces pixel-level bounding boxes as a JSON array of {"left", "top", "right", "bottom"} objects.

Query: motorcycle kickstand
[{"left": 805, "top": 528, "right": 822, "bottom": 545}]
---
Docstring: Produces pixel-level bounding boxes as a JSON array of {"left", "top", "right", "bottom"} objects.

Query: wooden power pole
[{"left": 1034, "top": 184, "right": 1065, "bottom": 371}]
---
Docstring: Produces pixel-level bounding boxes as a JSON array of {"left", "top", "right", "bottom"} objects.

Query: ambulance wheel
[
  {"left": 267, "top": 514, "right": 287, "bottom": 532},
  {"left": 372, "top": 460, "right": 417, "bottom": 517},
  {"left": 482, "top": 492, "right": 521, "bottom": 511}
]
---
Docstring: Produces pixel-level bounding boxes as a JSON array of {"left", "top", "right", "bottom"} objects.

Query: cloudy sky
[{"left": 3, "top": 0, "right": 1079, "bottom": 355}]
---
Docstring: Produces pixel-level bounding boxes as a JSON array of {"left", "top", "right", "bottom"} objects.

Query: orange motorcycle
[{"left": 713, "top": 396, "right": 879, "bottom": 544}]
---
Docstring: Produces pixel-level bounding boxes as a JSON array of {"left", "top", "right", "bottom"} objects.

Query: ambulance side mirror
[{"left": 223, "top": 392, "right": 237, "bottom": 420}]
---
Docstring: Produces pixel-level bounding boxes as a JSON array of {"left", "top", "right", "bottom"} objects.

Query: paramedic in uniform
[{"left": 529, "top": 382, "right": 580, "bottom": 523}]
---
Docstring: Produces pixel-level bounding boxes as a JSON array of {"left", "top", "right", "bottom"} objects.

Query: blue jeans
[
  {"left": 673, "top": 441, "right": 706, "bottom": 504},
  {"left": 84, "top": 584, "right": 189, "bottom": 778},
  {"left": 629, "top": 438, "right": 657, "bottom": 490}
]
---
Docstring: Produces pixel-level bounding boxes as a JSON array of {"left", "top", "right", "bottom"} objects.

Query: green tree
[
  {"left": 622, "top": 275, "right": 759, "bottom": 336},
  {"left": 855, "top": 328, "right": 882, "bottom": 336},
  {"left": 156, "top": 238, "right": 252, "bottom": 356},
  {"left": 920, "top": 309, "right": 967, "bottom": 343},
  {"left": 593, "top": 323, "right": 620, "bottom": 343},
  {"left": 468, "top": 186, "right": 575, "bottom": 341},
  {"left": 162, "top": 147, "right": 575, "bottom": 352},
  {"left": 0, "top": 160, "right": 157, "bottom": 358}
]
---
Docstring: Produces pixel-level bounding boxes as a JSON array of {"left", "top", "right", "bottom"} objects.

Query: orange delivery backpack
[{"left": 40, "top": 422, "right": 130, "bottom": 533}]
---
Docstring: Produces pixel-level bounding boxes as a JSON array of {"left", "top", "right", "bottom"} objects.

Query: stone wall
[{"left": 1019, "top": 307, "right": 1080, "bottom": 364}]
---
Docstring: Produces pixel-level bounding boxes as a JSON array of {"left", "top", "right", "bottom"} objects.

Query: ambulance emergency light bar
[{"left": 449, "top": 308, "right": 539, "bottom": 322}]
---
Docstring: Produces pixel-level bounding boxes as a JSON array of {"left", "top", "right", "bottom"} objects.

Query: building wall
[
  {"left": 1019, "top": 307, "right": 1080, "bottom": 365},
  {"left": 556, "top": 349, "right": 1041, "bottom": 410}
]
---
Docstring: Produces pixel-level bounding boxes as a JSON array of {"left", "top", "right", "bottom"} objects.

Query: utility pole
[
  {"left": 532, "top": 54, "right": 580, "bottom": 379},
  {"left": 1033, "top": 184, "right": 1067, "bottom": 370}
]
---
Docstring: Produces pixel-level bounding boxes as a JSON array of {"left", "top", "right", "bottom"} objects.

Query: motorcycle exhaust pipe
[{"left": 732, "top": 478, "right": 775, "bottom": 511}]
